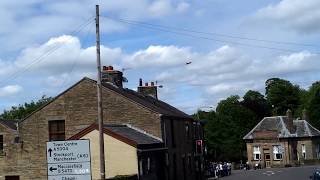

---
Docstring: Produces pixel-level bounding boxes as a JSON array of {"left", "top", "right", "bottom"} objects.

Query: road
[{"left": 221, "top": 165, "right": 318, "bottom": 180}]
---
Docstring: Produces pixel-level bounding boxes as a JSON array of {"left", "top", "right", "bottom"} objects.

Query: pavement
[{"left": 214, "top": 165, "right": 319, "bottom": 180}]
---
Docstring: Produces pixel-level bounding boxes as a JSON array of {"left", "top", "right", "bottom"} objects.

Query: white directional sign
[{"left": 47, "top": 140, "right": 91, "bottom": 180}]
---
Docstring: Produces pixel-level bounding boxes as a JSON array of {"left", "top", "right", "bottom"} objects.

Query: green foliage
[
  {"left": 306, "top": 82, "right": 320, "bottom": 128},
  {"left": 0, "top": 95, "right": 53, "bottom": 120},
  {"left": 265, "top": 78, "right": 302, "bottom": 115},
  {"left": 242, "top": 90, "right": 271, "bottom": 119},
  {"left": 204, "top": 95, "right": 259, "bottom": 162}
]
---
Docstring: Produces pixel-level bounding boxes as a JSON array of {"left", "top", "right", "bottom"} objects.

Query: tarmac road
[{"left": 220, "top": 165, "right": 319, "bottom": 180}]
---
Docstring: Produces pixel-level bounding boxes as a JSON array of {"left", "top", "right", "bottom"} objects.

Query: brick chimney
[
  {"left": 286, "top": 109, "right": 294, "bottom": 133},
  {"left": 137, "top": 78, "right": 158, "bottom": 99},
  {"left": 302, "top": 108, "right": 309, "bottom": 121},
  {"left": 101, "top": 65, "right": 123, "bottom": 88}
]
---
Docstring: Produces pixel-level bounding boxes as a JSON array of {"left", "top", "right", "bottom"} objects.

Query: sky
[{"left": 1, "top": 0, "right": 320, "bottom": 114}]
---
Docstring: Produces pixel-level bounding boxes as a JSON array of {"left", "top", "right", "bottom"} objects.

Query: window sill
[{"left": 273, "top": 159, "right": 282, "bottom": 161}]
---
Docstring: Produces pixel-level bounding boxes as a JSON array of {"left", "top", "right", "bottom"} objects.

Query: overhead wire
[
  {"left": 0, "top": 16, "right": 95, "bottom": 86},
  {"left": 101, "top": 16, "right": 319, "bottom": 54},
  {"left": 56, "top": 20, "right": 95, "bottom": 93},
  {"left": 110, "top": 17, "right": 320, "bottom": 48}
]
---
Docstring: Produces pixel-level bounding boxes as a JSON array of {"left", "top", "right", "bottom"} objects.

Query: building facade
[
  {"left": 0, "top": 66, "right": 204, "bottom": 180},
  {"left": 243, "top": 110, "right": 320, "bottom": 168}
]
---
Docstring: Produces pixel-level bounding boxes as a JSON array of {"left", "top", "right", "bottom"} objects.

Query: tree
[
  {"left": 306, "top": 82, "right": 320, "bottom": 129},
  {"left": 0, "top": 95, "right": 53, "bottom": 120},
  {"left": 242, "top": 90, "right": 271, "bottom": 120},
  {"left": 265, "top": 78, "right": 301, "bottom": 116},
  {"left": 204, "top": 95, "right": 257, "bottom": 162}
]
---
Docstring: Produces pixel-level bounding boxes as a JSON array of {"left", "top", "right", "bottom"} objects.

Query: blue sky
[{"left": 1, "top": 0, "right": 320, "bottom": 114}]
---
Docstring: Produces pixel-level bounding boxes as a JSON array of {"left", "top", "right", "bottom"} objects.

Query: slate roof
[
  {"left": 96, "top": 78, "right": 191, "bottom": 119},
  {"left": 104, "top": 124, "right": 162, "bottom": 145},
  {"left": 0, "top": 119, "right": 17, "bottom": 130},
  {"left": 243, "top": 116, "right": 320, "bottom": 140},
  {"left": 69, "top": 123, "right": 164, "bottom": 149}
]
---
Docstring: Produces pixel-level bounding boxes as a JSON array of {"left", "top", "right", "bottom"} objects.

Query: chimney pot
[
  {"left": 139, "top": 78, "right": 143, "bottom": 86},
  {"left": 103, "top": 66, "right": 107, "bottom": 71},
  {"left": 302, "top": 108, "right": 309, "bottom": 121},
  {"left": 286, "top": 109, "right": 294, "bottom": 133}
]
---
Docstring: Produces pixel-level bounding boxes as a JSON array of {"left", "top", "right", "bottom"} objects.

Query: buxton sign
[{"left": 46, "top": 139, "right": 91, "bottom": 180}]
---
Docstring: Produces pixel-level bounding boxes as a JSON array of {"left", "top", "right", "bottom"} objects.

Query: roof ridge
[{"left": 303, "top": 120, "right": 312, "bottom": 136}]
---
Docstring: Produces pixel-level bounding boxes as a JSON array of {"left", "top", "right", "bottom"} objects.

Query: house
[
  {"left": 0, "top": 66, "right": 204, "bottom": 180},
  {"left": 243, "top": 109, "right": 320, "bottom": 168},
  {"left": 69, "top": 123, "right": 166, "bottom": 180}
]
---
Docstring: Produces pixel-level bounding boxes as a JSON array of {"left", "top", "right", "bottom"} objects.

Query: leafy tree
[
  {"left": 306, "top": 82, "right": 320, "bottom": 129},
  {"left": 242, "top": 90, "right": 271, "bottom": 120},
  {"left": 0, "top": 95, "right": 53, "bottom": 120},
  {"left": 204, "top": 95, "right": 257, "bottom": 162},
  {"left": 265, "top": 78, "right": 301, "bottom": 116}
]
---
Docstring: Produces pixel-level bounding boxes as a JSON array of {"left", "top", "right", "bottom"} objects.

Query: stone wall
[
  {"left": 246, "top": 137, "right": 320, "bottom": 168},
  {"left": 0, "top": 124, "right": 20, "bottom": 179},
  {"left": 0, "top": 78, "right": 163, "bottom": 180}
]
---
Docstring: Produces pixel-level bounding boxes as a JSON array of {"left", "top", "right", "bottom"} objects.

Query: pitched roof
[
  {"left": 69, "top": 123, "right": 163, "bottom": 149},
  {"left": 0, "top": 119, "right": 17, "bottom": 131},
  {"left": 243, "top": 116, "right": 320, "bottom": 140},
  {"left": 94, "top": 78, "right": 191, "bottom": 119},
  {"left": 20, "top": 77, "right": 191, "bottom": 123}
]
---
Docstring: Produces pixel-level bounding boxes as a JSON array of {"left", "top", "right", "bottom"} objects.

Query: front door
[{"left": 264, "top": 153, "right": 271, "bottom": 168}]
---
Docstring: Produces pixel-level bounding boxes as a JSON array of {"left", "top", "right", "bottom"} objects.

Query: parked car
[{"left": 310, "top": 169, "right": 320, "bottom": 180}]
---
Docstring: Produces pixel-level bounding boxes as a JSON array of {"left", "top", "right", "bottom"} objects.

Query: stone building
[
  {"left": 0, "top": 66, "right": 204, "bottom": 180},
  {"left": 243, "top": 110, "right": 320, "bottom": 168}
]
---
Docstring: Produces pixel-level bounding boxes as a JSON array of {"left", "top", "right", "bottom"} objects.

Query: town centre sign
[{"left": 46, "top": 139, "right": 92, "bottom": 180}]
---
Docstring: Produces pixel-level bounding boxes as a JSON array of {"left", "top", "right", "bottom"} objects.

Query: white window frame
[
  {"left": 302, "top": 144, "right": 306, "bottom": 159},
  {"left": 273, "top": 145, "right": 283, "bottom": 160},
  {"left": 253, "top": 146, "right": 261, "bottom": 160}
]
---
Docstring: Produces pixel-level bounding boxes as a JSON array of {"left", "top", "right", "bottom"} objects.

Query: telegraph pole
[{"left": 95, "top": 5, "right": 106, "bottom": 180}]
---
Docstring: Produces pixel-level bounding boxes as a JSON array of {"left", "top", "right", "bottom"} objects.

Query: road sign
[
  {"left": 47, "top": 140, "right": 90, "bottom": 164},
  {"left": 47, "top": 139, "right": 91, "bottom": 180},
  {"left": 48, "top": 162, "right": 91, "bottom": 176},
  {"left": 48, "top": 175, "right": 91, "bottom": 180}
]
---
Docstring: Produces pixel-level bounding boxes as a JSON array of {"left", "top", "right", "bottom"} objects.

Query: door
[
  {"left": 264, "top": 153, "right": 271, "bottom": 168},
  {"left": 5, "top": 176, "right": 19, "bottom": 180}
]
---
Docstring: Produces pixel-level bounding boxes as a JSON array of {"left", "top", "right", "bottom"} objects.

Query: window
[
  {"left": 185, "top": 123, "right": 190, "bottom": 138},
  {"left": 170, "top": 120, "right": 175, "bottom": 147},
  {"left": 273, "top": 145, "right": 283, "bottom": 160},
  {"left": 49, "top": 120, "right": 65, "bottom": 141},
  {"left": 253, "top": 146, "right": 261, "bottom": 160},
  {"left": 302, "top": 144, "right": 306, "bottom": 159},
  {"left": 317, "top": 144, "right": 320, "bottom": 159},
  {"left": 0, "top": 135, "right": 3, "bottom": 155},
  {"left": 5, "top": 176, "right": 19, "bottom": 180}
]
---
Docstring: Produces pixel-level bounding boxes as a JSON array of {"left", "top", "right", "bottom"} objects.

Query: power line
[
  {"left": 101, "top": 16, "right": 319, "bottom": 54},
  {"left": 0, "top": 17, "right": 95, "bottom": 86},
  {"left": 104, "top": 16, "right": 320, "bottom": 48},
  {"left": 57, "top": 19, "right": 95, "bottom": 93}
]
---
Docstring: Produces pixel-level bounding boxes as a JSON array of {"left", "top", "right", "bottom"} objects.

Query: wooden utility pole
[{"left": 95, "top": 5, "right": 106, "bottom": 180}]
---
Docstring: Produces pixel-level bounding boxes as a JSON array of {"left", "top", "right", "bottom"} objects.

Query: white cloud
[
  {"left": 176, "top": 2, "right": 190, "bottom": 14},
  {"left": 1, "top": 34, "right": 320, "bottom": 113},
  {"left": 0, "top": 85, "right": 22, "bottom": 97},
  {"left": 123, "top": 45, "right": 192, "bottom": 69},
  {"left": 148, "top": 0, "right": 173, "bottom": 17},
  {"left": 253, "top": 0, "right": 320, "bottom": 34}
]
